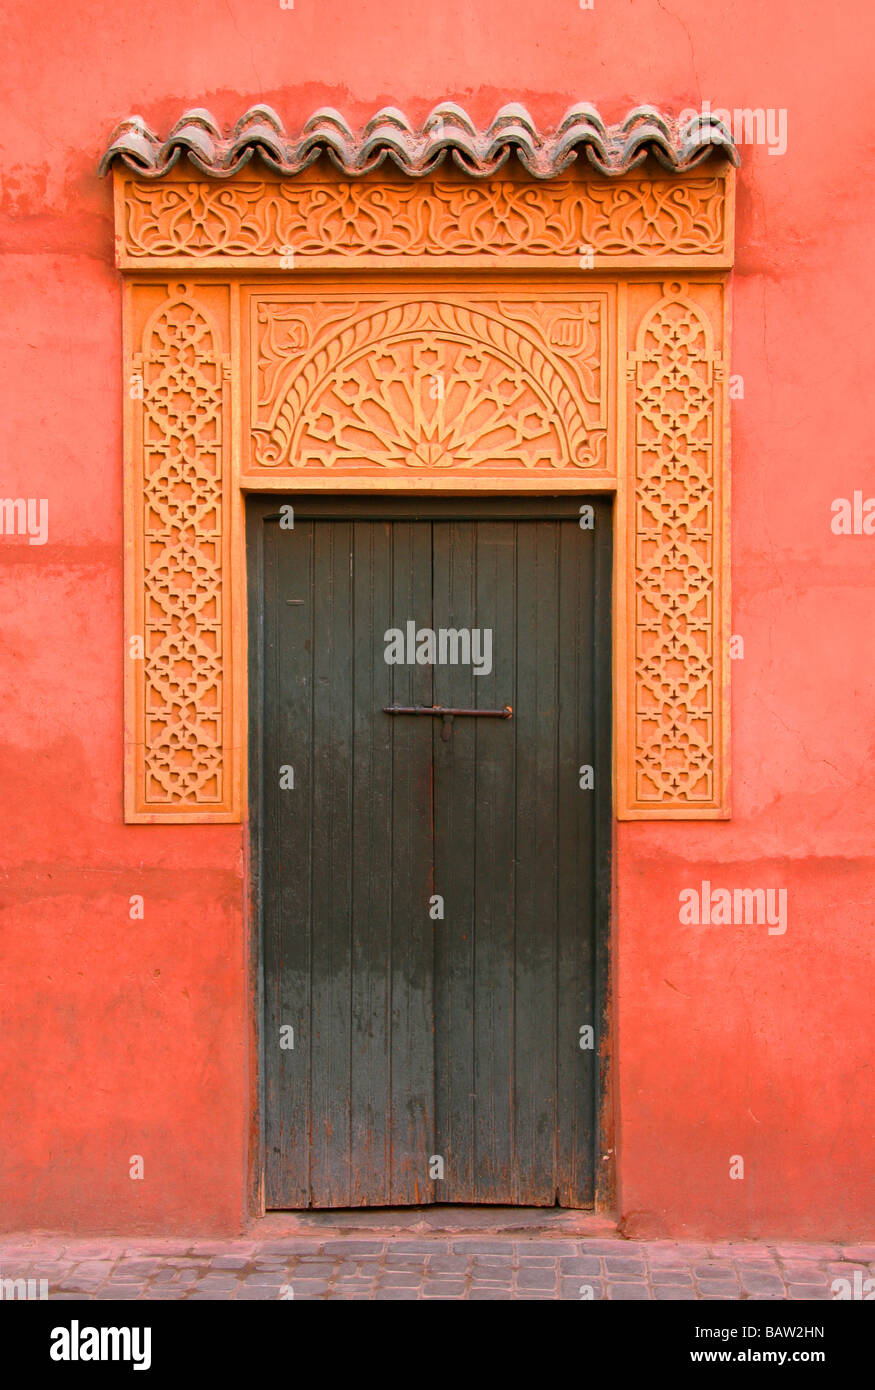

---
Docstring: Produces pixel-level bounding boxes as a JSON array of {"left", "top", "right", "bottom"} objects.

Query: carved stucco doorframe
[{"left": 113, "top": 157, "right": 734, "bottom": 826}]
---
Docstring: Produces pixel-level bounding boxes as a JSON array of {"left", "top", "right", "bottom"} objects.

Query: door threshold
[{"left": 250, "top": 1206, "right": 619, "bottom": 1239}]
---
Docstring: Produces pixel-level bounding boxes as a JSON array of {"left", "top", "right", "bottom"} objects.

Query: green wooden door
[{"left": 250, "top": 497, "right": 611, "bottom": 1208}]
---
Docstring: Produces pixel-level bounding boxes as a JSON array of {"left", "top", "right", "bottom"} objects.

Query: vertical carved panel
[
  {"left": 126, "top": 283, "right": 235, "bottom": 820},
  {"left": 623, "top": 280, "right": 728, "bottom": 816}
]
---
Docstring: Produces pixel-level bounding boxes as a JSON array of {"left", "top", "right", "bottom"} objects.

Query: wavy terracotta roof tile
[{"left": 99, "top": 103, "right": 739, "bottom": 179}]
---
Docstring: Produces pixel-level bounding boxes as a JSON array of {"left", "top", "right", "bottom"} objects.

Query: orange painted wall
[{"left": 1, "top": 0, "right": 872, "bottom": 1237}]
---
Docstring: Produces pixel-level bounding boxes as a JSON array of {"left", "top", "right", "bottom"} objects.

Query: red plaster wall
[{"left": 1, "top": 0, "right": 872, "bottom": 1237}]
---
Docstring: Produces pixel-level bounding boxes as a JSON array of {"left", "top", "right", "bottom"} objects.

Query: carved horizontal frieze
[{"left": 114, "top": 171, "right": 733, "bottom": 268}]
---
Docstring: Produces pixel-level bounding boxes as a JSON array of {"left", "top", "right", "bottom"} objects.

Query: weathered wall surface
[{"left": 0, "top": 0, "right": 872, "bottom": 1236}]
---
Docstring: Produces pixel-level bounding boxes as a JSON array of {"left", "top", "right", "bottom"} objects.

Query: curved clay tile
[{"left": 98, "top": 102, "right": 739, "bottom": 179}]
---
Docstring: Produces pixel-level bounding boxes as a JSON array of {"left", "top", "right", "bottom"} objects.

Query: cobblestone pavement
[{"left": 1, "top": 1235, "right": 872, "bottom": 1300}]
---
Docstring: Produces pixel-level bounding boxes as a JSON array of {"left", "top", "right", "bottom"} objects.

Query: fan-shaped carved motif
[{"left": 251, "top": 300, "right": 603, "bottom": 471}]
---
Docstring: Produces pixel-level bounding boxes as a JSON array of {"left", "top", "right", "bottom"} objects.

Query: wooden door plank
[
  {"left": 467, "top": 522, "right": 518, "bottom": 1201},
  {"left": 386, "top": 521, "right": 435, "bottom": 1203},
  {"left": 347, "top": 518, "right": 394, "bottom": 1203},
  {"left": 432, "top": 520, "right": 478, "bottom": 1201},
  {"left": 263, "top": 517, "right": 315, "bottom": 1207},
  {"left": 555, "top": 517, "right": 597, "bottom": 1206},
  {"left": 511, "top": 522, "right": 561, "bottom": 1204},
  {"left": 307, "top": 519, "right": 356, "bottom": 1205}
]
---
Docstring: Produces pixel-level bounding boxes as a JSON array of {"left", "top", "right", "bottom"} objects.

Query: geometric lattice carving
[
  {"left": 127, "top": 284, "right": 233, "bottom": 817},
  {"left": 116, "top": 174, "right": 731, "bottom": 268},
  {"left": 626, "top": 281, "right": 727, "bottom": 812},
  {"left": 246, "top": 296, "right": 609, "bottom": 475}
]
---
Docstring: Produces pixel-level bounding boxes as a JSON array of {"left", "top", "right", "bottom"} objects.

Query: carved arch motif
[{"left": 251, "top": 300, "right": 605, "bottom": 473}]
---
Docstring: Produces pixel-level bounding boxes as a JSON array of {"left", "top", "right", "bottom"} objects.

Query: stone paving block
[
  {"left": 654, "top": 1287, "right": 697, "bottom": 1300},
  {"left": 422, "top": 1282, "right": 466, "bottom": 1298},
  {"left": 188, "top": 1242, "right": 258, "bottom": 1257},
  {"left": 131, "top": 1241, "right": 195, "bottom": 1257},
  {"left": 779, "top": 1262, "right": 829, "bottom": 1283},
  {"left": 559, "top": 1257, "right": 601, "bottom": 1276},
  {"left": 739, "top": 1273, "right": 785, "bottom": 1294},
  {"left": 606, "top": 1282, "right": 651, "bottom": 1299},
  {"left": 395, "top": 1251, "right": 450, "bottom": 1262},
  {"left": 378, "top": 1272, "right": 422, "bottom": 1287},
  {"left": 787, "top": 1284, "right": 832, "bottom": 1300},
  {"left": 826, "top": 1261, "right": 867, "bottom": 1276},
  {"left": 375, "top": 1288, "right": 418, "bottom": 1299},
  {"left": 518, "top": 1241, "right": 579, "bottom": 1256},
  {"left": 774, "top": 1243, "right": 839, "bottom": 1261},
  {"left": 734, "top": 1261, "right": 781, "bottom": 1278},
  {"left": 647, "top": 1244, "right": 711, "bottom": 1263},
  {"left": 560, "top": 1278, "right": 603, "bottom": 1300},
  {"left": 577, "top": 1240, "right": 634, "bottom": 1255},
  {"left": 426, "top": 1255, "right": 468, "bottom": 1273},
  {"left": 450, "top": 1251, "right": 511, "bottom": 1262},
  {"left": 605, "top": 1257, "right": 646, "bottom": 1274},
  {"left": 94, "top": 1286, "right": 143, "bottom": 1300},
  {"left": 721, "top": 1244, "right": 776, "bottom": 1260},
  {"left": 517, "top": 1269, "right": 556, "bottom": 1289},
  {"left": 469, "top": 1288, "right": 513, "bottom": 1299},
  {"left": 321, "top": 1251, "right": 381, "bottom": 1262},
  {"left": 1, "top": 1244, "right": 67, "bottom": 1260},
  {"left": 56, "top": 1244, "right": 119, "bottom": 1259},
  {"left": 841, "top": 1246, "right": 875, "bottom": 1262},
  {"left": 239, "top": 1286, "right": 291, "bottom": 1300},
  {"left": 651, "top": 1271, "right": 694, "bottom": 1286},
  {"left": 253, "top": 1251, "right": 324, "bottom": 1262}
]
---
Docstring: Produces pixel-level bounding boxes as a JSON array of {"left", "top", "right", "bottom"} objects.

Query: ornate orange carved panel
[
  {"left": 620, "top": 280, "right": 729, "bottom": 816},
  {"left": 117, "top": 168, "right": 732, "bottom": 823},
  {"left": 242, "top": 290, "right": 612, "bottom": 479},
  {"left": 113, "top": 168, "right": 733, "bottom": 270},
  {"left": 125, "top": 281, "right": 238, "bottom": 820}
]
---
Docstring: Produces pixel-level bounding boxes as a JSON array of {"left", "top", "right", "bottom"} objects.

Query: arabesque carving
[
  {"left": 118, "top": 163, "right": 732, "bottom": 823},
  {"left": 116, "top": 173, "right": 731, "bottom": 267},
  {"left": 625, "top": 281, "right": 727, "bottom": 812},
  {"left": 127, "top": 284, "right": 235, "bottom": 819},
  {"left": 247, "top": 296, "right": 608, "bottom": 474}
]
